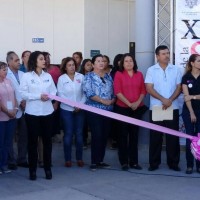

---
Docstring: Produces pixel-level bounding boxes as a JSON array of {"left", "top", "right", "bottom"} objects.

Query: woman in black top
[{"left": 182, "top": 54, "right": 200, "bottom": 174}]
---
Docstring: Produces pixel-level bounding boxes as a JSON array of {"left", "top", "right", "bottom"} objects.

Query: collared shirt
[
  {"left": 145, "top": 63, "right": 182, "bottom": 110},
  {"left": 7, "top": 68, "right": 24, "bottom": 118},
  {"left": 182, "top": 72, "right": 200, "bottom": 110},
  {"left": 57, "top": 72, "right": 86, "bottom": 111},
  {"left": 83, "top": 72, "right": 114, "bottom": 111},
  {"left": 114, "top": 70, "right": 146, "bottom": 107},
  {"left": 19, "top": 70, "right": 57, "bottom": 116}
]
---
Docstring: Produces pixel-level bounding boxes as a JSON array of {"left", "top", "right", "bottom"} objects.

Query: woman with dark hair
[
  {"left": 80, "top": 59, "right": 93, "bottom": 75},
  {"left": 114, "top": 53, "right": 147, "bottom": 171},
  {"left": 19, "top": 51, "right": 57, "bottom": 180},
  {"left": 57, "top": 57, "right": 86, "bottom": 168},
  {"left": 0, "top": 62, "right": 18, "bottom": 174},
  {"left": 182, "top": 54, "right": 200, "bottom": 174},
  {"left": 103, "top": 55, "right": 112, "bottom": 74},
  {"left": 83, "top": 54, "right": 115, "bottom": 171},
  {"left": 72, "top": 52, "right": 83, "bottom": 72},
  {"left": 19, "top": 50, "right": 31, "bottom": 72},
  {"left": 110, "top": 54, "right": 123, "bottom": 79}
]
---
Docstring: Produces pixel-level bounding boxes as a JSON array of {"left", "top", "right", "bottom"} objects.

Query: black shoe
[
  {"left": 90, "top": 164, "right": 97, "bottom": 171},
  {"left": 148, "top": 166, "right": 158, "bottom": 171},
  {"left": 29, "top": 171, "right": 37, "bottom": 181},
  {"left": 129, "top": 164, "right": 142, "bottom": 170},
  {"left": 169, "top": 166, "right": 181, "bottom": 171},
  {"left": 186, "top": 167, "right": 193, "bottom": 174},
  {"left": 18, "top": 162, "right": 29, "bottom": 168},
  {"left": 97, "top": 162, "right": 111, "bottom": 169},
  {"left": 8, "top": 164, "right": 17, "bottom": 170},
  {"left": 45, "top": 170, "right": 52, "bottom": 180},
  {"left": 121, "top": 164, "right": 129, "bottom": 171}
]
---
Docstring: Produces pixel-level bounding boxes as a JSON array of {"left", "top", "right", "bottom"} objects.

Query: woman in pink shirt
[
  {"left": 0, "top": 62, "right": 17, "bottom": 174},
  {"left": 113, "top": 53, "right": 147, "bottom": 171}
]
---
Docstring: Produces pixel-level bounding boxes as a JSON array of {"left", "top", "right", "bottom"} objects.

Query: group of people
[{"left": 0, "top": 45, "right": 200, "bottom": 181}]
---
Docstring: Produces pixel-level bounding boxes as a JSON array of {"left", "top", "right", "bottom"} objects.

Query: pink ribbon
[{"left": 48, "top": 94, "right": 200, "bottom": 160}]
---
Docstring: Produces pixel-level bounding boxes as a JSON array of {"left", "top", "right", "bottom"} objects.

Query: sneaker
[
  {"left": 97, "top": 162, "right": 111, "bottom": 169},
  {"left": 90, "top": 164, "right": 97, "bottom": 171},
  {"left": 2, "top": 168, "right": 12, "bottom": 174}
]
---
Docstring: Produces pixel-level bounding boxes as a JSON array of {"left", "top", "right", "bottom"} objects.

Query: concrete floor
[{"left": 0, "top": 143, "right": 199, "bottom": 200}]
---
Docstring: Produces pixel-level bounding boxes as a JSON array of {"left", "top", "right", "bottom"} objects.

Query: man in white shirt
[
  {"left": 6, "top": 52, "right": 28, "bottom": 169},
  {"left": 145, "top": 45, "right": 182, "bottom": 171}
]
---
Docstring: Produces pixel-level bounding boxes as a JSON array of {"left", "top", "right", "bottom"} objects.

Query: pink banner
[
  {"left": 48, "top": 94, "right": 200, "bottom": 160},
  {"left": 48, "top": 94, "right": 193, "bottom": 140}
]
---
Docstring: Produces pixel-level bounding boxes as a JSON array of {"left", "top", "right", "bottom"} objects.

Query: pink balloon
[{"left": 191, "top": 136, "right": 200, "bottom": 161}]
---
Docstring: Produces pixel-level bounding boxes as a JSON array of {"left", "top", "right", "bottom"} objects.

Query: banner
[{"left": 175, "top": 0, "right": 200, "bottom": 69}]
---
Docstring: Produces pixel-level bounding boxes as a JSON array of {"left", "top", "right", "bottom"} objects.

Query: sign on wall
[
  {"left": 175, "top": 0, "right": 200, "bottom": 69},
  {"left": 32, "top": 38, "right": 45, "bottom": 43}
]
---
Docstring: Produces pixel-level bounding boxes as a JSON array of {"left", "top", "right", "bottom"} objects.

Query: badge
[
  {"left": 7, "top": 101, "right": 13, "bottom": 110},
  {"left": 188, "top": 83, "right": 193, "bottom": 88}
]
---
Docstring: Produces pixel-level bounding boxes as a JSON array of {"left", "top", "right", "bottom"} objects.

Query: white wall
[
  {"left": 0, "top": 0, "right": 23, "bottom": 62},
  {"left": 0, "top": 0, "right": 84, "bottom": 64},
  {"left": 0, "top": 0, "right": 134, "bottom": 64},
  {"left": 84, "top": 0, "right": 135, "bottom": 63},
  {"left": 53, "top": 0, "right": 84, "bottom": 64}
]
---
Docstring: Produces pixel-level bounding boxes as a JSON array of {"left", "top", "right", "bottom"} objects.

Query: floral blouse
[{"left": 83, "top": 72, "right": 114, "bottom": 111}]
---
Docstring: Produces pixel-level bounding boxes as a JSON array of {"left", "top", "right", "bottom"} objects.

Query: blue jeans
[
  {"left": 182, "top": 109, "right": 200, "bottom": 168},
  {"left": 0, "top": 119, "right": 16, "bottom": 169},
  {"left": 60, "top": 109, "right": 84, "bottom": 162}
]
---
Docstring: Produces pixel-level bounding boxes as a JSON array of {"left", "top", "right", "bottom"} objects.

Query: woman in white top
[
  {"left": 57, "top": 57, "right": 86, "bottom": 168},
  {"left": 20, "top": 51, "right": 57, "bottom": 180}
]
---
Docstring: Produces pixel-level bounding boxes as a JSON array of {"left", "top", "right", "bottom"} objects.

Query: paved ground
[{"left": 0, "top": 142, "right": 200, "bottom": 200}]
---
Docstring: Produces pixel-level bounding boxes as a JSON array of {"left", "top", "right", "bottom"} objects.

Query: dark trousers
[
  {"left": 182, "top": 109, "right": 200, "bottom": 169},
  {"left": 149, "top": 109, "right": 180, "bottom": 168},
  {"left": 87, "top": 112, "right": 111, "bottom": 164},
  {"left": 115, "top": 105, "right": 144, "bottom": 166},
  {"left": 25, "top": 113, "right": 53, "bottom": 172}
]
